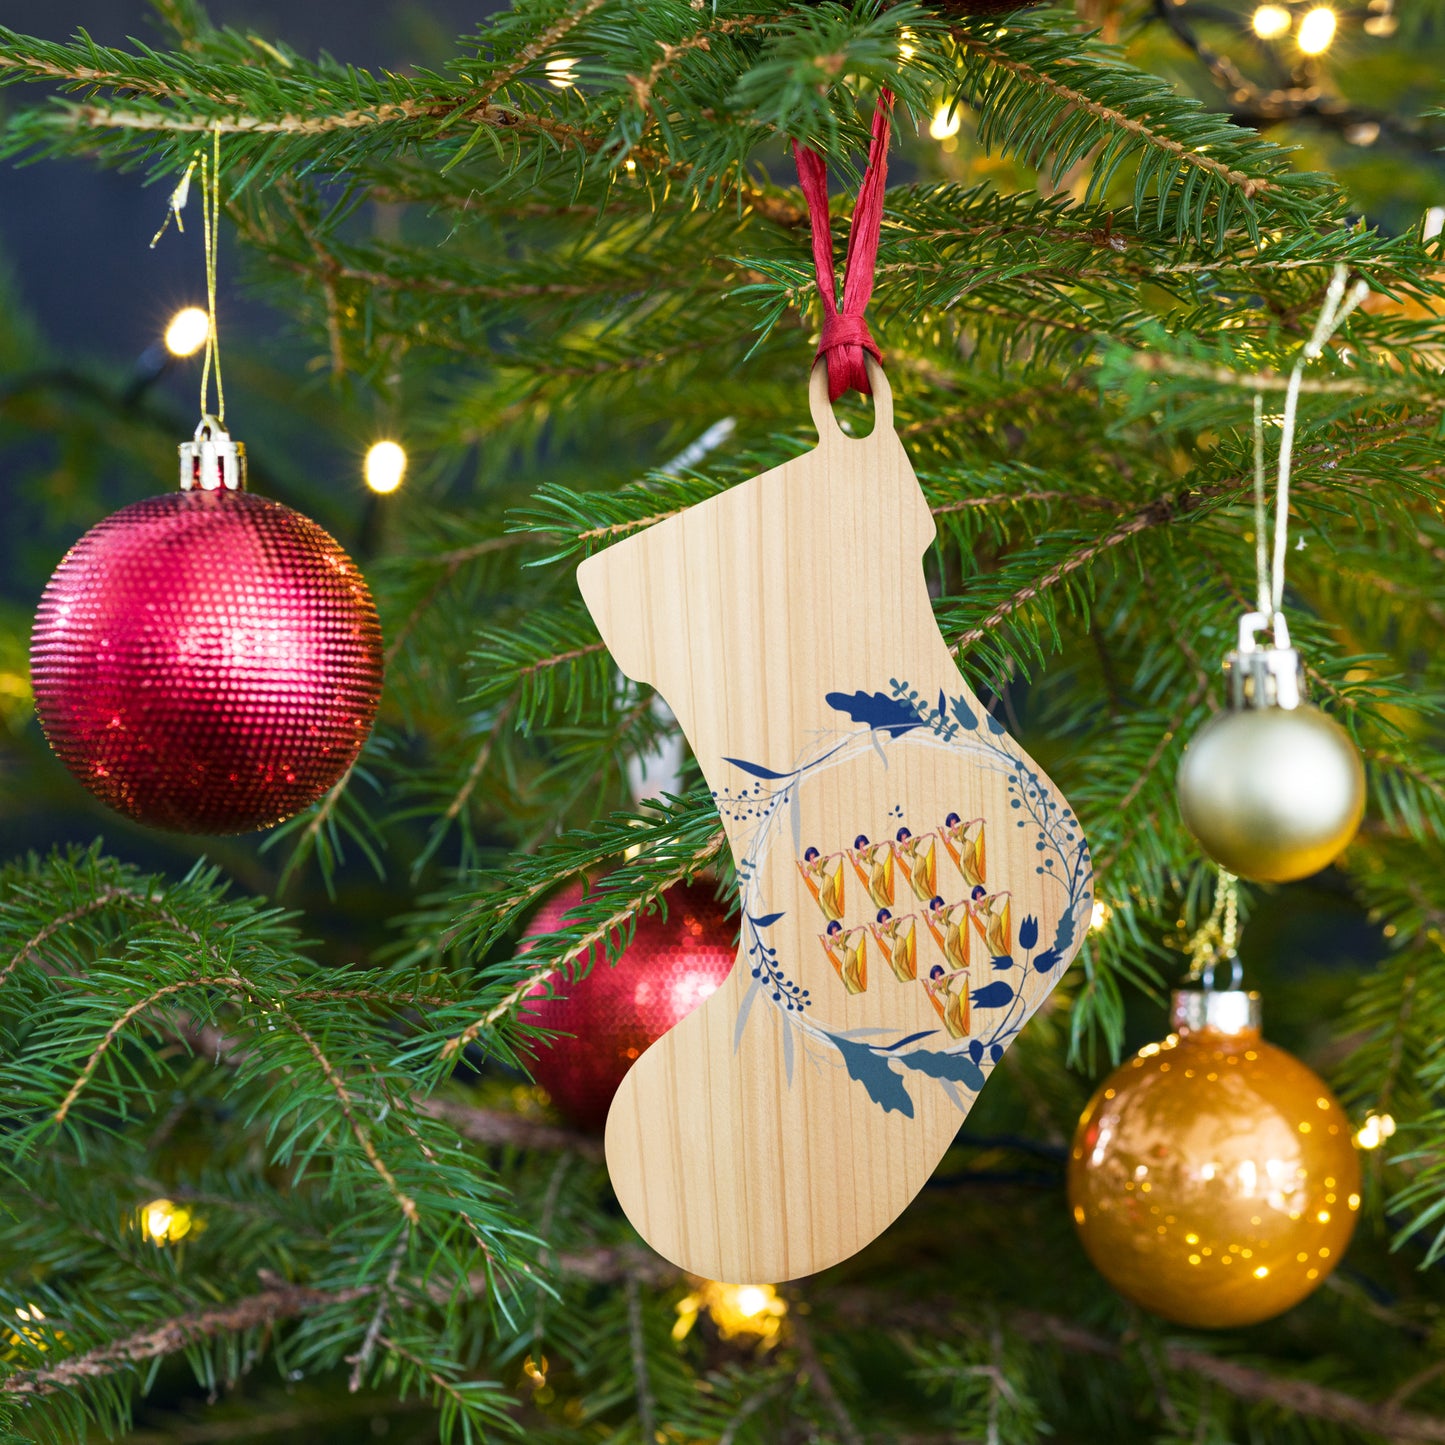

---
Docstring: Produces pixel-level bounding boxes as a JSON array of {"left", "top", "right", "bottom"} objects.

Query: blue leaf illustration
[
  {"left": 1032, "top": 947, "right": 1063, "bottom": 974},
  {"left": 970, "top": 980, "right": 1015, "bottom": 1010},
  {"left": 900, "top": 1050, "right": 986, "bottom": 1092},
  {"left": 1053, "top": 910, "right": 1078, "bottom": 953},
  {"left": 938, "top": 689, "right": 947, "bottom": 719},
  {"left": 968, "top": 1039, "right": 985, "bottom": 1063},
  {"left": 724, "top": 757, "right": 796, "bottom": 781},
  {"left": 826, "top": 1034, "right": 915, "bottom": 1117},
  {"left": 951, "top": 696, "right": 978, "bottom": 730},
  {"left": 881, "top": 1029, "right": 939, "bottom": 1052},
  {"left": 990, "top": 1043, "right": 1005, "bottom": 1063},
  {"left": 985, "top": 711, "right": 1006, "bottom": 736},
  {"left": 1019, "top": 915, "right": 1040, "bottom": 951},
  {"left": 825, "top": 690, "right": 924, "bottom": 737},
  {"left": 749, "top": 912, "right": 785, "bottom": 929},
  {"left": 991, "top": 954, "right": 1015, "bottom": 971}
]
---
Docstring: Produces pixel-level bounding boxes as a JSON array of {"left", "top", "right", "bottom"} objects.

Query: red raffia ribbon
[{"left": 792, "top": 89, "right": 894, "bottom": 401}]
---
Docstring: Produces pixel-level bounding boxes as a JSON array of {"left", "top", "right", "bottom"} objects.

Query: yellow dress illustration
[
  {"left": 848, "top": 835, "right": 896, "bottom": 910},
  {"left": 924, "top": 897, "right": 971, "bottom": 973},
  {"left": 971, "top": 891, "right": 1012, "bottom": 956},
  {"left": 922, "top": 963, "right": 971, "bottom": 1039},
  {"left": 895, "top": 827, "right": 938, "bottom": 903},
  {"left": 821, "top": 922, "right": 868, "bottom": 995},
  {"left": 939, "top": 813, "right": 986, "bottom": 890},
  {"left": 869, "top": 909, "right": 918, "bottom": 983},
  {"left": 797, "top": 847, "right": 845, "bottom": 923}
]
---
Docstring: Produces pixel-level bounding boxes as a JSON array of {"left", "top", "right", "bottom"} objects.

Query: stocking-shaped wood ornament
[{"left": 577, "top": 359, "right": 1092, "bottom": 1282}]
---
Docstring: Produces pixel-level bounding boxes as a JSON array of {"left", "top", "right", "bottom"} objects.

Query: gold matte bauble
[
  {"left": 1068, "top": 996, "right": 1360, "bottom": 1329},
  {"left": 1176, "top": 704, "right": 1364, "bottom": 882}
]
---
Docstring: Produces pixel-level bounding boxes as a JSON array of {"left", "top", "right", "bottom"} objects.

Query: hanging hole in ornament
[{"left": 809, "top": 355, "right": 892, "bottom": 443}]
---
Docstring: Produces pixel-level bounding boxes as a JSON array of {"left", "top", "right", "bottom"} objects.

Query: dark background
[{"left": 0, "top": 1, "right": 487, "bottom": 363}]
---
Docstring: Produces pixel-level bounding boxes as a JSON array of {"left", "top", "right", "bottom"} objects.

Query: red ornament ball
[
  {"left": 521, "top": 880, "right": 736, "bottom": 1131},
  {"left": 30, "top": 490, "right": 384, "bottom": 834}
]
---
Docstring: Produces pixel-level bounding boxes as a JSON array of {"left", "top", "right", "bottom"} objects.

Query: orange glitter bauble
[{"left": 1068, "top": 989, "right": 1360, "bottom": 1329}]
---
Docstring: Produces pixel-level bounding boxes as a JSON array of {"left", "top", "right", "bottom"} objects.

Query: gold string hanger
[
  {"left": 1185, "top": 866, "right": 1239, "bottom": 985},
  {"left": 151, "top": 124, "right": 225, "bottom": 428}
]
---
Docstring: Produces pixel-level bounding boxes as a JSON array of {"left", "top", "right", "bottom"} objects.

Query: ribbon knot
[{"left": 793, "top": 91, "right": 893, "bottom": 402}]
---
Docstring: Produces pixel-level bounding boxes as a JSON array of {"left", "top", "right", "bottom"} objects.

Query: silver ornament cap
[
  {"left": 1171, "top": 986, "right": 1262, "bottom": 1037},
  {"left": 179, "top": 415, "right": 247, "bottom": 493},
  {"left": 1176, "top": 613, "right": 1365, "bottom": 883}
]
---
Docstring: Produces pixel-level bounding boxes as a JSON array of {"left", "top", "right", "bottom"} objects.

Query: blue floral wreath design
[{"left": 713, "top": 681, "right": 1092, "bottom": 1119}]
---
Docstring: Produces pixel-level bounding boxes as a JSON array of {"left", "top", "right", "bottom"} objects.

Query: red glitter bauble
[
  {"left": 30, "top": 490, "right": 384, "bottom": 834},
  {"left": 522, "top": 881, "right": 736, "bottom": 1132}
]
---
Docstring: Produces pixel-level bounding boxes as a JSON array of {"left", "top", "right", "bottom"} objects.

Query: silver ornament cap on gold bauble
[{"left": 1176, "top": 612, "right": 1364, "bottom": 883}]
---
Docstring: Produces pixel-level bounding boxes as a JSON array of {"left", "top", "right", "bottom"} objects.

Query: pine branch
[{"left": 0, "top": 1282, "right": 372, "bottom": 1399}]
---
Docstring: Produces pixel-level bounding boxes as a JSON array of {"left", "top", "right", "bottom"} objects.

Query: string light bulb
[
  {"left": 545, "top": 57, "right": 578, "bottom": 88},
  {"left": 364, "top": 440, "right": 408, "bottom": 494},
  {"left": 1251, "top": 4, "right": 1292, "bottom": 39},
  {"left": 672, "top": 1279, "right": 788, "bottom": 1345},
  {"left": 929, "top": 101, "right": 962, "bottom": 141},
  {"left": 164, "top": 306, "right": 211, "bottom": 358},
  {"left": 1355, "top": 1111, "right": 1396, "bottom": 1150},
  {"left": 141, "top": 1198, "right": 194, "bottom": 1245},
  {"left": 1090, "top": 898, "right": 1112, "bottom": 932},
  {"left": 1297, "top": 6, "right": 1337, "bottom": 53}
]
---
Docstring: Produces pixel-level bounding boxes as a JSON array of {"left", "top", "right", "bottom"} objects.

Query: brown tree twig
[
  {"left": 438, "top": 831, "right": 728, "bottom": 1060},
  {"left": 11, "top": 1252, "right": 1445, "bottom": 1444},
  {"left": 0, "top": 1282, "right": 372, "bottom": 1398},
  {"left": 787, "top": 1301, "right": 864, "bottom": 1445},
  {"left": 954, "top": 33, "right": 1279, "bottom": 200},
  {"left": 0, "top": 886, "right": 154, "bottom": 990},
  {"left": 417, "top": 1096, "right": 604, "bottom": 1161},
  {"left": 347, "top": 1231, "right": 412, "bottom": 1393}
]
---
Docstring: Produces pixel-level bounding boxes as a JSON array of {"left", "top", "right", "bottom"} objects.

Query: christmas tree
[{"left": 2, "top": 0, "right": 1445, "bottom": 1440}]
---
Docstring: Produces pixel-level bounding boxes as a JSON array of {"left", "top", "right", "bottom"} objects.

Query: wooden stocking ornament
[
  {"left": 577, "top": 360, "right": 1092, "bottom": 1281},
  {"left": 576, "top": 104, "right": 1091, "bottom": 1281}
]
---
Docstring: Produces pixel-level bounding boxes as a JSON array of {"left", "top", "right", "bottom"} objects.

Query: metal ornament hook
[
  {"left": 179, "top": 415, "right": 247, "bottom": 493},
  {"left": 1225, "top": 610, "right": 1303, "bottom": 711}
]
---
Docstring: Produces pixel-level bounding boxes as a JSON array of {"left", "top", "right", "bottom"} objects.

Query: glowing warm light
[
  {"left": 899, "top": 28, "right": 918, "bottom": 59},
  {"left": 734, "top": 1285, "right": 768, "bottom": 1316},
  {"left": 1354, "top": 1112, "right": 1396, "bottom": 1150},
  {"left": 164, "top": 306, "right": 211, "bottom": 358},
  {"left": 1297, "top": 7, "right": 1337, "bottom": 53},
  {"left": 546, "top": 57, "right": 578, "bottom": 88},
  {"left": 141, "top": 1198, "right": 194, "bottom": 1245},
  {"left": 522, "top": 1354, "right": 548, "bottom": 1389},
  {"left": 1251, "top": 4, "right": 1292, "bottom": 39},
  {"left": 364, "top": 440, "right": 408, "bottom": 495},
  {"left": 7, "top": 1303, "right": 58, "bottom": 1352},
  {"left": 1090, "top": 899, "right": 1112, "bottom": 932},
  {"left": 673, "top": 1279, "right": 788, "bottom": 1345},
  {"left": 929, "top": 102, "right": 961, "bottom": 141}
]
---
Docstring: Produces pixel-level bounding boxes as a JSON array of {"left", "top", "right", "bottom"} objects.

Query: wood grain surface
[{"left": 577, "top": 361, "right": 1092, "bottom": 1282}]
